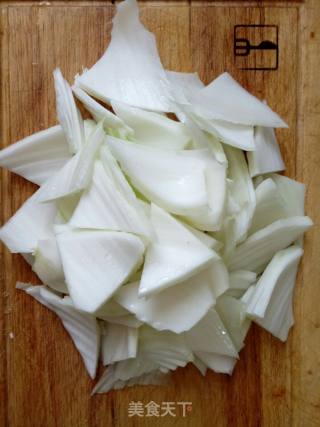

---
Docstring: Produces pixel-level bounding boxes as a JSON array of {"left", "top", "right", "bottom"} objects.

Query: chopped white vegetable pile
[{"left": 0, "top": 0, "right": 313, "bottom": 394}]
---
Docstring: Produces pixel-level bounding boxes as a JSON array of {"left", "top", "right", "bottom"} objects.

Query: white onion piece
[
  {"left": 101, "top": 322, "right": 138, "bottom": 365},
  {"left": 115, "top": 269, "right": 215, "bottom": 333},
  {"left": 111, "top": 101, "right": 191, "bottom": 150},
  {"left": 17, "top": 283, "right": 100, "bottom": 379},
  {"left": 70, "top": 160, "right": 152, "bottom": 238},
  {"left": 189, "top": 72, "right": 287, "bottom": 128},
  {"left": 53, "top": 68, "right": 85, "bottom": 154},
  {"left": 139, "top": 204, "right": 218, "bottom": 297},
  {"left": 57, "top": 230, "right": 145, "bottom": 313},
  {"left": 76, "top": 0, "right": 173, "bottom": 112},
  {"left": 247, "top": 126, "right": 285, "bottom": 177},
  {"left": 0, "top": 125, "right": 71, "bottom": 185}
]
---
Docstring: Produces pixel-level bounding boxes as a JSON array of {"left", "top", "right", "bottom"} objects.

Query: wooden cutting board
[{"left": 0, "top": 1, "right": 319, "bottom": 426}]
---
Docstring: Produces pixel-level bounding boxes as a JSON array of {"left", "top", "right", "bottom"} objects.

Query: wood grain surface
[{"left": 0, "top": 1, "right": 319, "bottom": 426}]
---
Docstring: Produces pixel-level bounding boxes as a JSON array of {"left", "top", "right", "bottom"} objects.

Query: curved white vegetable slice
[
  {"left": 56, "top": 193, "right": 82, "bottom": 223},
  {"left": 92, "top": 364, "right": 169, "bottom": 394},
  {"left": 0, "top": 187, "right": 56, "bottom": 253},
  {"left": 83, "top": 119, "right": 97, "bottom": 141},
  {"left": 0, "top": 125, "right": 71, "bottom": 186},
  {"left": 183, "top": 223, "right": 222, "bottom": 251},
  {"left": 101, "top": 322, "right": 138, "bottom": 365},
  {"left": 195, "top": 352, "right": 237, "bottom": 375},
  {"left": 227, "top": 270, "right": 257, "bottom": 298},
  {"left": 100, "top": 145, "right": 138, "bottom": 205},
  {"left": 111, "top": 101, "right": 190, "bottom": 150},
  {"left": 76, "top": 0, "right": 173, "bottom": 112},
  {"left": 53, "top": 68, "right": 84, "bottom": 154},
  {"left": 99, "top": 314, "right": 143, "bottom": 329},
  {"left": 174, "top": 107, "right": 228, "bottom": 162},
  {"left": 166, "top": 70, "right": 204, "bottom": 96},
  {"left": 106, "top": 136, "right": 209, "bottom": 216},
  {"left": 95, "top": 299, "right": 129, "bottom": 319},
  {"left": 192, "top": 114, "right": 255, "bottom": 151},
  {"left": 247, "top": 126, "right": 285, "bottom": 177},
  {"left": 192, "top": 356, "right": 208, "bottom": 376},
  {"left": 139, "top": 325, "right": 193, "bottom": 370},
  {"left": 115, "top": 270, "right": 215, "bottom": 333},
  {"left": 272, "top": 174, "right": 305, "bottom": 217},
  {"left": 189, "top": 72, "right": 287, "bottom": 127},
  {"left": 184, "top": 308, "right": 238, "bottom": 357},
  {"left": 57, "top": 230, "right": 145, "bottom": 313},
  {"left": 100, "top": 146, "right": 153, "bottom": 235},
  {"left": 207, "top": 260, "right": 230, "bottom": 299},
  {"left": 32, "top": 238, "right": 67, "bottom": 293},
  {"left": 246, "top": 246, "right": 303, "bottom": 341},
  {"left": 70, "top": 160, "right": 152, "bottom": 238},
  {"left": 94, "top": 324, "right": 192, "bottom": 394},
  {"left": 73, "top": 86, "right": 132, "bottom": 137},
  {"left": 249, "top": 178, "right": 287, "bottom": 235},
  {"left": 139, "top": 204, "right": 218, "bottom": 297},
  {"left": 39, "top": 122, "right": 104, "bottom": 202},
  {"left": 227, "top": 216, "right": 313, "bottom": 273},
  {"left": 182, "top": 153, "right": 227, "bottom": 231},
  {"left": 94, "top": 278, "right": 143, "bottom": 329},
  {"left": 216, "top": 295, "right": 251, "bottom": 351},
  {"left": 17, "top": 283, "right": 100, "bottom": 379},
  {"left": 224, "top": 145, "right": 256, "bottom": 243}
]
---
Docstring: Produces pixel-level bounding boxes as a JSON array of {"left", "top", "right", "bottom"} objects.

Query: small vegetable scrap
[{"left": 0, "top": 0, "right": 312, "bottom": 394}]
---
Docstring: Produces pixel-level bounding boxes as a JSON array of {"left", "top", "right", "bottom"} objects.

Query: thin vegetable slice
[
  {"left": 195, "top": 352, "right": 237, "bottom": 375},
  {"left": 57, "top": 230, "right": 145, "bottom": 313},
  {"left": 139, "top": 325, "right": 193, "bottom": 371},
  {"left": 272, "top": 174, "right": 305, "bottom": 217},
  {"left": 184, "top": 308, "right": 238, "bottom": 357},
  {"left": 39, "top": 122, "right": 104, "bottom": 202},
  {"left": 53, "top": 68, "right": 85, "bottom": 154},
  {"left": 206, "top": 260, "right": 230, "bottom": 298},
  {"left": 101, "top": 322, "right": 138, "bottom": 365},
  {"left": 189, "top": 72, "right": 287, "bottom": 128},
  {"left": 115, "top": 269, "right": 215, "bottom": 333},
  {"left": 84, "top": 119, "right": 97, "bottom": 140},
  {"left": 247, "top": 126, "right": 285, "bottom": 177},
  {"left": 17, "top": 283, "right": 100, "bottom": 379},
  {"left": 139, "top": 204, "right": 218, "bottom": 297},
  {"left": 92, "top": 365, "right": 169, "bottom": 394},
  {"left": 227, "top": 216, "right": 312, "bottom": 273},
  {"left": 0, "top": 187, "right": 56, "bottom": 253},
  {"left": 246, "top": 245, "right": 303, "bottom": 341},
  {"left": 183, "top": 222, "right": 223, "bottom": 252},
  {"left": 111, "top": 101, "right": 191, "bottom": 150},
  {"left": 216, "top": 295, "right": 251, "bottom": 351},
  {"left": 249, "top": 178, "right": 287, "bottom": 235},
  {"left": 69, "top": 160, "right": 152, "bottom": 238},
  {"left": 166, "top": 70, "right": 204, "bottom": 98},
  {"left": 76, "top": 0, "right": 173, "bottom": 112},
  {"left": 227, "top": 270, "right": 257, "bottom": 298},
  {"left": 32, "top": 237, "right": 67, "bottom": 293},
  {"left": 73, "top": 86, "right": 132, "bottom": 137},
  {"left": 0, "top": 125, "right": 71, "bottom": 186},
  {"left": 182, "top": 150, "right": 227, "bottom": 231},
  {"left": 223, "top": 145, "right": 256, "bottom": 244},
  {"left": 106, "top": 136, "right": 209, "bottom": 216},
  {"left": 192, "top": 114, "right": 255, "bottom": 151}
]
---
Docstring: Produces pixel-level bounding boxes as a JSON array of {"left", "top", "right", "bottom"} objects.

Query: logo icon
[{"left": 234, "top": 25, "right": 279, "bottom": 70}]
